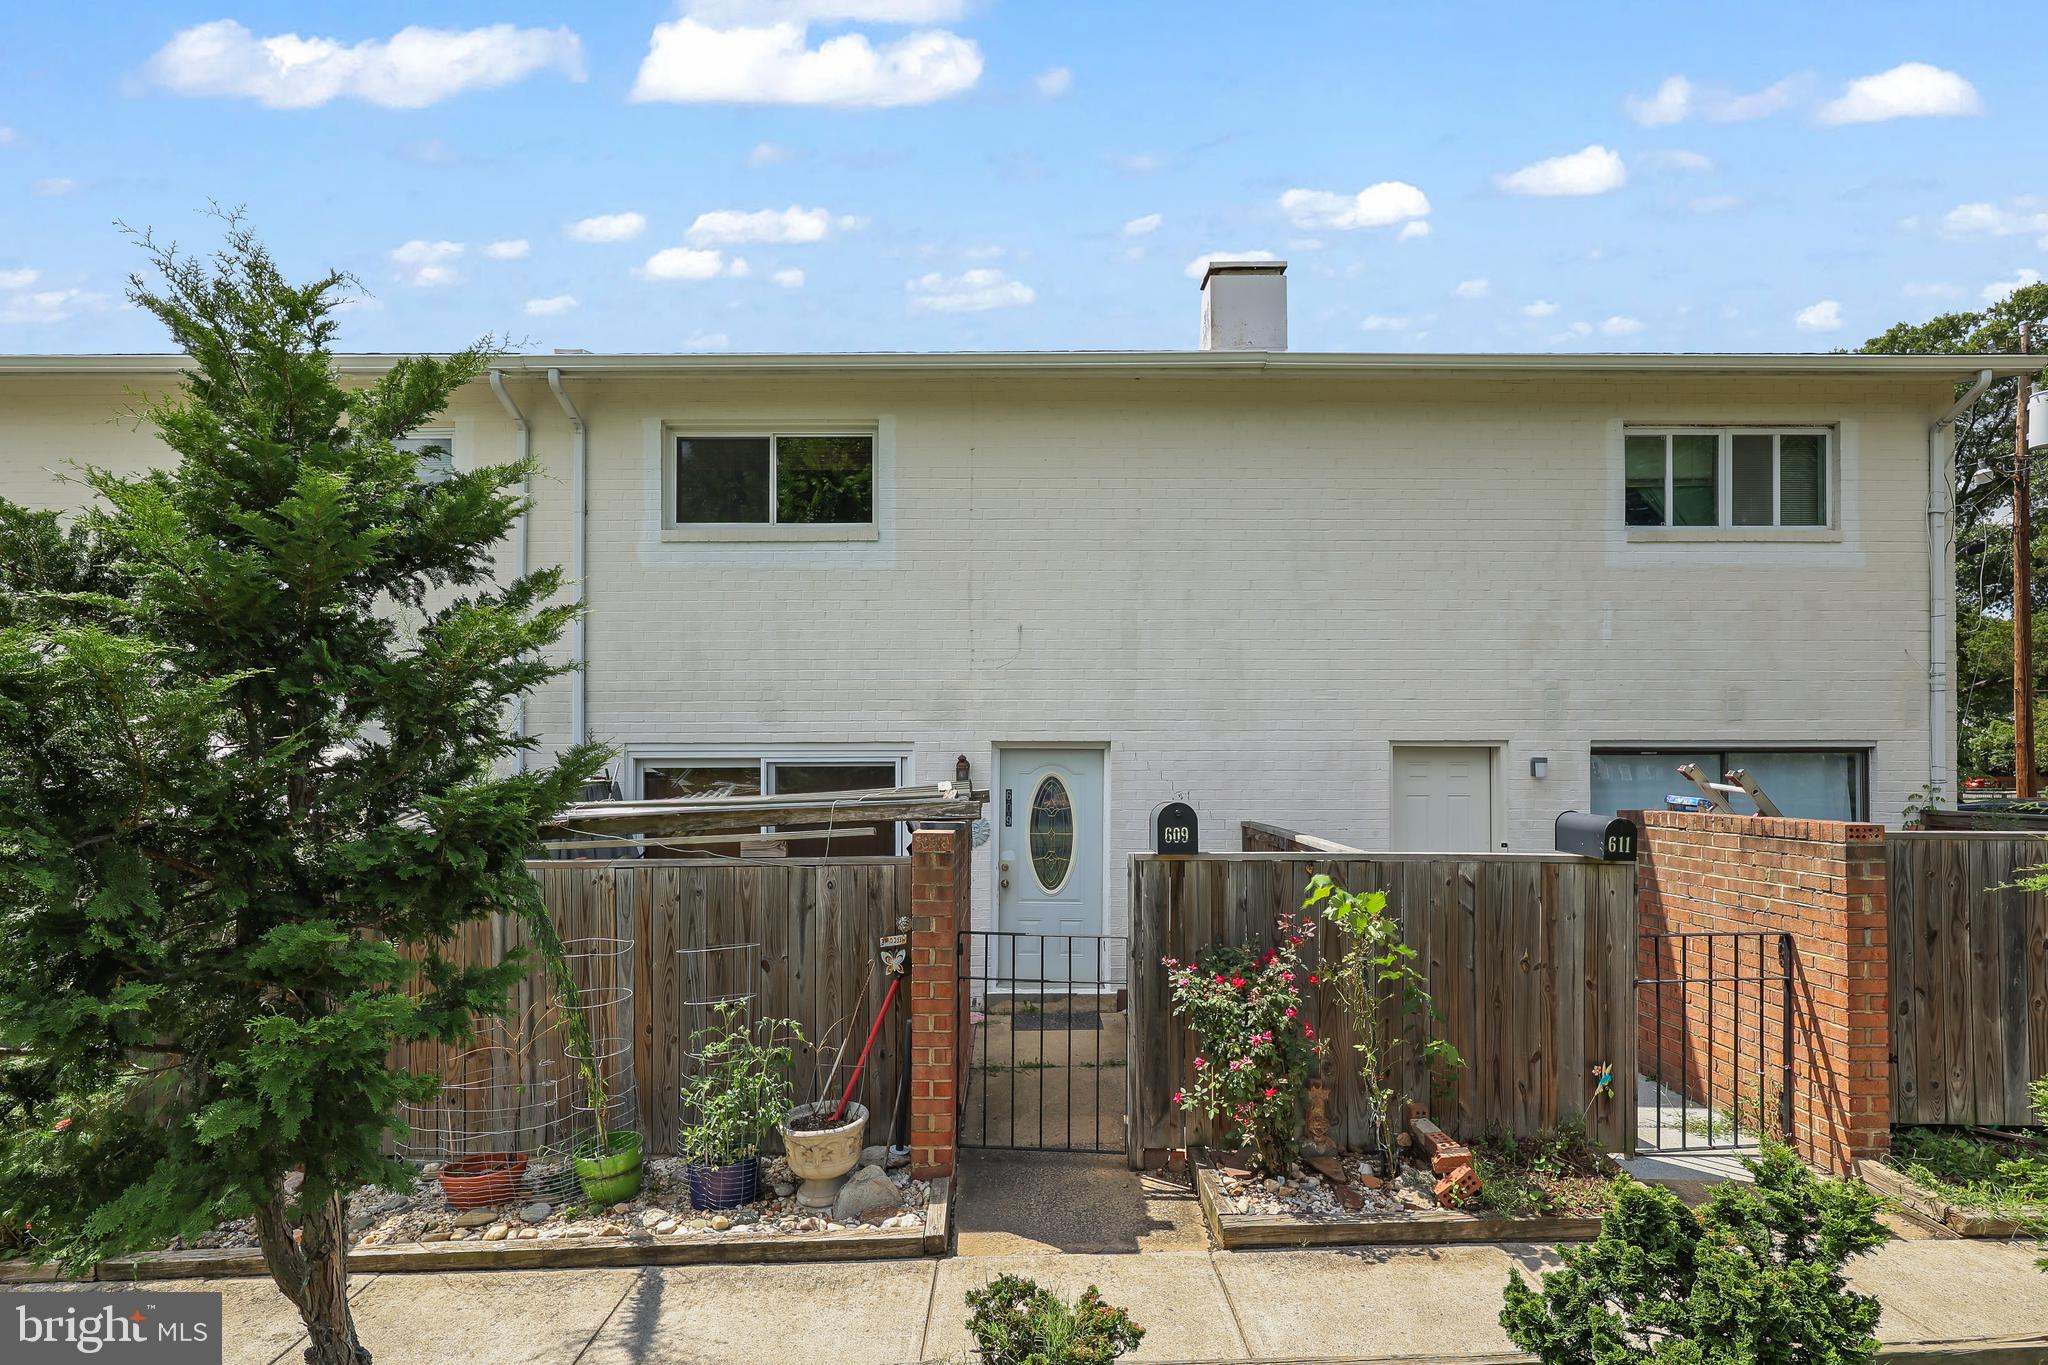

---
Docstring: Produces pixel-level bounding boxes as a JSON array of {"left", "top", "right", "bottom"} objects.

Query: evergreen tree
[
  {"left": 0, "top": 221, "right": 605, "bottom": 1364},
  {"left": 1501, "top": 1145, "right": 1889, "bottom": 1364}
]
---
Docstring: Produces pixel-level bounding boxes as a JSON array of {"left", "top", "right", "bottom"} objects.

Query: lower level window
[
  {"left": 1591, "top": 748, "right": 1867, "bottom": 821},
  {"left": 638, "top": 755, "right": 903, "bottom": 856}
]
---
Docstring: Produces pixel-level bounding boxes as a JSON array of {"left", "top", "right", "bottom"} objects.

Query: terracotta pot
[
  {"left": 777, "top": 1102, "right": 868, "bottom": 1208},
  {"left": 437, "top": 1152, "right": 528, "bottom": 1210}
]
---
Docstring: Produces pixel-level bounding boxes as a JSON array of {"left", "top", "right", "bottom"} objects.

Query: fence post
[{"left": 908, "top": 824, "right": 966, "bottom": 1179}]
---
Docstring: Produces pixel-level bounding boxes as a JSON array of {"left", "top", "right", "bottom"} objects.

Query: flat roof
[{"left": 0, "top": 350, "right": 2035, "bottom": 379}]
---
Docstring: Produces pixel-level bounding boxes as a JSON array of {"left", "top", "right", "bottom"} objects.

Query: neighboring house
[{"left": 0, "top": 263, "right": 2032, "bottom": 946}]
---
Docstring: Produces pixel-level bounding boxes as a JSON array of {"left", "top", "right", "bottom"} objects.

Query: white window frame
[
  {"left": 627, "top": 745, "right": 911, "bottom": 853},
  {"left": 397, "top": 427, "right": 457, "bottom": 485},
  {"left": 1623, "top": 425, "right": 1837, "bottom": 541},
  {"left": 660, "top": 423, "right": 881, "bottom": 543}
]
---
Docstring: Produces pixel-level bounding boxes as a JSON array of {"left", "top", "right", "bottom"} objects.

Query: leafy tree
[
  {"left": 1861, "top": 283, "right": 2048, "bottom": 782},
  {"left": 0, "top": 222, "right": 605, "bottom": 1364},
  {"left": 1500, "top": 1144, "right": 1889, "bottom": 1364}
]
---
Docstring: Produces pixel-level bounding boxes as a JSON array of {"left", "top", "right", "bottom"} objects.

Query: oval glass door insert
[{"left": 1028, "top": 775, "right": 1075, "bottom": 891}]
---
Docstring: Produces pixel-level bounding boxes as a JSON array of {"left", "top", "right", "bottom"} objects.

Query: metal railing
[
  {"left": 957, "top": 930, "right": 1128, "bottom": 1153},
  {"left": 1637, "top": 930, "right": 1794, "bottom": 1151}
]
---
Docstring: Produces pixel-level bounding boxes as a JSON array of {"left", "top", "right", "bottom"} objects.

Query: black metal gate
[
  {"left": 1636, "top": 930, "right": 1794, "bottom": 1151},
  {"left": 957, "top": 930, "right": 1128, "bottom": 1153}
]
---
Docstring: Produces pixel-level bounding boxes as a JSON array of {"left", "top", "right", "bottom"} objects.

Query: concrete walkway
[{"left": 21, "top": 1234, "right": 2047, "bottom": 1364}]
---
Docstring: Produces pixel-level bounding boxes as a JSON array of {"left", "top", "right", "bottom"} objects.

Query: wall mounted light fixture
[
  {"left": 955, "top": 753, "right": 971, "bottom": 785},
  {"left": 1530, "top": 756, "right": 1550, "bottom": 779}
]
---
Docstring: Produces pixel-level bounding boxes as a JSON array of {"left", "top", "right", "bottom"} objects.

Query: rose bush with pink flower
[{"left": 1161, "top": 913, "right": 1321, "bottom": 1174}]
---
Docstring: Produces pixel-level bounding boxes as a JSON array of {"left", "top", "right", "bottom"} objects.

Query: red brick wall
[
  {"left": 1632, "top": 811, "right": 1890, "bottom": 1174},
  {"left": 908, "top": 824, "right": 968, "bottom": 1179}
]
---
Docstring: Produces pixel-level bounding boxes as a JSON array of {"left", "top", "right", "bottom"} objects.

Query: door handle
[{"left": 1000, "top": 878, "right": 1010, "bottom": 889}]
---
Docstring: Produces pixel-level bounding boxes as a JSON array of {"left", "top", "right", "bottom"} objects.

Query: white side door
[
  {"left": 995, "top": 748, "right": 1105, "bottom": 984},
  {"left": 1390, "top": 746, "right": 1495, "bottom": 851}
]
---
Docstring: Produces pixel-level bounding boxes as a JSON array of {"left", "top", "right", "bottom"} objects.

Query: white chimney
[{"left": 1200, "top": 260, "right": 1288, "bottom": 351}]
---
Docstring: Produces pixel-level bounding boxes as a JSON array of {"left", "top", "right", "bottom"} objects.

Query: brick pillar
[
  {"left": 1632, "top": 811, "right": 1892, "bottom": 1175},
  {"left": 908, "top": 824, "right": 966, "bottom": 1179}
]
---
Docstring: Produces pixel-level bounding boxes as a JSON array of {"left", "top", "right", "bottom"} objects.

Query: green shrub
[
  {"left": 964, "top": 1273, "right": 1143, "bottom": 1365},
  {"left": 1501, "top": 1143, "right": 1888, "bottom": 1363}
]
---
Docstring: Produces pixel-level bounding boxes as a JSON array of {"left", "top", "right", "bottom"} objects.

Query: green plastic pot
[{"left": 574, "top": 1131, "right": 645, "bottom": 1204}]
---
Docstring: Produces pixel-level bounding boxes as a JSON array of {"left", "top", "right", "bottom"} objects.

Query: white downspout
[
  {"left": 488, "top": 369, "right": 531, "bottom": 774},
  {"left": 548, "top": 368, "right": 588, "bottom": 750},
  {"left": 1928, "top": 368, "right": 1995, "bottom": 803}
]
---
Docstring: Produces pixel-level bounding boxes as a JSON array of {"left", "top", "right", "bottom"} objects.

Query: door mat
[{"left": 1011, "top": 1010, "right": 1102, "bottom": 1031}]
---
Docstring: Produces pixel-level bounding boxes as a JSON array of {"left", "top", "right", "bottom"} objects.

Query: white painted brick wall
[{"left": 0, "top": 367, "right": 1957, "bottom": 940}]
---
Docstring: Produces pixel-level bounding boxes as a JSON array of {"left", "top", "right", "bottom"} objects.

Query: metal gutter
[
  {"left": 546, "top": 368, "right": 587, "bottom": 750},
  {"left": 1, "top": 351, "right": 2039, "bottom": 379},
  {"left": 1927, "top": 369, "right": 1996, "bottom": 802}
]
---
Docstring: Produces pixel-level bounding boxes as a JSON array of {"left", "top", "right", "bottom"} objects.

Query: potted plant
[
  {"left": 677, "top": 1004, "right": 800, "bottom": 1211},
  {"left": 525, "top": 913, "right": 647, "bottom": 1205},
  {"left": 779, "top": 1100, "right": 869, "bottom": 1209}
]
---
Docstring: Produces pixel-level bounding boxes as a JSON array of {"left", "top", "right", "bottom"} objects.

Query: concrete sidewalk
[{"left": 22, "top": 1236, "right": 2048, "bottom": 1364}]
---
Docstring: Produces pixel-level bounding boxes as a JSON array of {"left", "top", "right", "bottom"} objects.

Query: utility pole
[{"left": 2017, "top": 321, "right": 2037, "bottom": 798}]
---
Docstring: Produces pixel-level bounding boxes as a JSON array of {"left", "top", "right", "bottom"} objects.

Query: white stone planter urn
[{"left": 778, "top": 1101, "right": 868, "bottom": 1208}]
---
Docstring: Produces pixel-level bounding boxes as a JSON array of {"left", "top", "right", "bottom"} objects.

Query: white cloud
[
  {"left": 389, "top": 239, "right": 464, "bottom": 287},
  {"left": 0, "top": 126, "right": 16, "bottom": 145},
  {"left": 638, "top": 246, "right": 749, "bottom": 281},
  {"left": 1643, "top": 148, "right": 1714, "bottom": 173},
  {"left": 566, "top": 212, "right": 648, "bottom": 244},
  {"left": 1940, "top": 200, "right": 2048, "bottom": 246},
  {"left": 31, "top": 177, "right": 76, "bottom": 197},
  {"left": 1278, "top": 182, "right": 1430, "bottom": 231},
  {"left": 1627, "top": 73, "right": 1802, "bottom": 126},
  {"left": 1982, "top": 268, "right": 2042, "bottom": 304},
  {"left": 960, "top": 244, "right": 1003, "bottom": 260},
  {"left": 143, "top": 20, "right": 584, "bottom": 110},
  {"left": 1497, "top": 145, "right": 1626, "bottom": 197},
  {"left": 1453, "top": 277, "right": 1489, "bottom": 300},
  {"left": 1625, "top": 75, "right": 1693, "bottom": 127},
  {"left": 1034, "top": 66, "right": 1072, "bottom": 97},
  {"left": 523, "top": 294, "right": 579, "bottom": 316},
  {"left": 1794, "top": 299, "right": 1844, "bottom": 331},
  {"left": 1521, "top": 299, "right": 1558, "bottom": 319},
  {"left": 1397, "top": 221, "right": 1430, "bottom": 242},
  {"left": 747, "top": 141, "right": 792, "bottom": 167},
  {"left": 1818, "top": 62, "right": 1981, "bottom": 125},
  {"left": 1359, "top": 314, "right": 1410, "bottom": 332},
  {"left": 906, "top": 268, "right": 1034, "bottom": 312},
  {"left": 1183, "top": 249, "right": 1277, "bottom": 280},
  {"left": 685, "top": 205, "right": 846, "bottom": 245},
  {"left": 1690, "top": 193, "right": 1744, "bottom": 214},
  {"left": 1110, "top": 152, "right": 1164, "bottom": 176},
  {"left": 772, "top": 267, "right": 805, "bottom": 288},
  {"left": 1122, "top": 213, "right": 1162, "bottom": 237},
  {"left": 0, "top": 287, "right": 108, "bottom": 323},
  {"left": 684, "top": 331, "right": 731, "bottom": 349},
  {"left": 483, "top": 239, "right": 530, "bottom": 260},
  {"left": 630, "top": 16, "right": 981, "bottom": 107},
  {"left": 0, "top": 268, "right": 39, "bottom": 290},
  {"left": 1600, "top": 315, "right": 1644, "bottom": 337}
]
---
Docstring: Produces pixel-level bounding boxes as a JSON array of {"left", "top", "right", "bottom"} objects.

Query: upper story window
[
  {"left": 675, "top": 432, "right": 874, "bottom": 527},
  {"left": 1624, "top": 428, "right": 1830, "bottom": 531},
  {"left": 396, "top": 430, "right": 456, "bottom": 485}
]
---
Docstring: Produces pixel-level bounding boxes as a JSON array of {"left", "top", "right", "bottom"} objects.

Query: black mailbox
[
  {"left": 1555, "top": 811, "right": 1636, "bottom": 862},
  {"left": 1153, "top": 801, "right": 1199, "bottom": 854}
]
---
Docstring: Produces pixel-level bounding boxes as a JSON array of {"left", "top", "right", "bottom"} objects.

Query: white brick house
[{"left": 0, "top": 263, "right": 2031, "bottom": 945}]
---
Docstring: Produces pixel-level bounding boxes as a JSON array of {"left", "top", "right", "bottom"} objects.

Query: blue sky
[{"left": 1, "top": 1, "right": 2040, "bottom": 355}]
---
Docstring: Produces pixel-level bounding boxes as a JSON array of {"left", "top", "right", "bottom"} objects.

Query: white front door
[
  {"left": 1390, "top": 746, "right": 1495, "bottom": 851},
  {"left": 996, "top": 748, "right": 1105, "bottom": 983}
]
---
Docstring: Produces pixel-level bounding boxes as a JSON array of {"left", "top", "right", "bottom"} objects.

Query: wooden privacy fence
[
  {"left": 1888, "top": 831, "right": 2048, "bottom": 1127},
  {"left": 1127, "top": 851, "right": 1638, "bottom": 1167},
  {"left": 397, "top": 857, "right": 915, "bottom": 1158}
]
